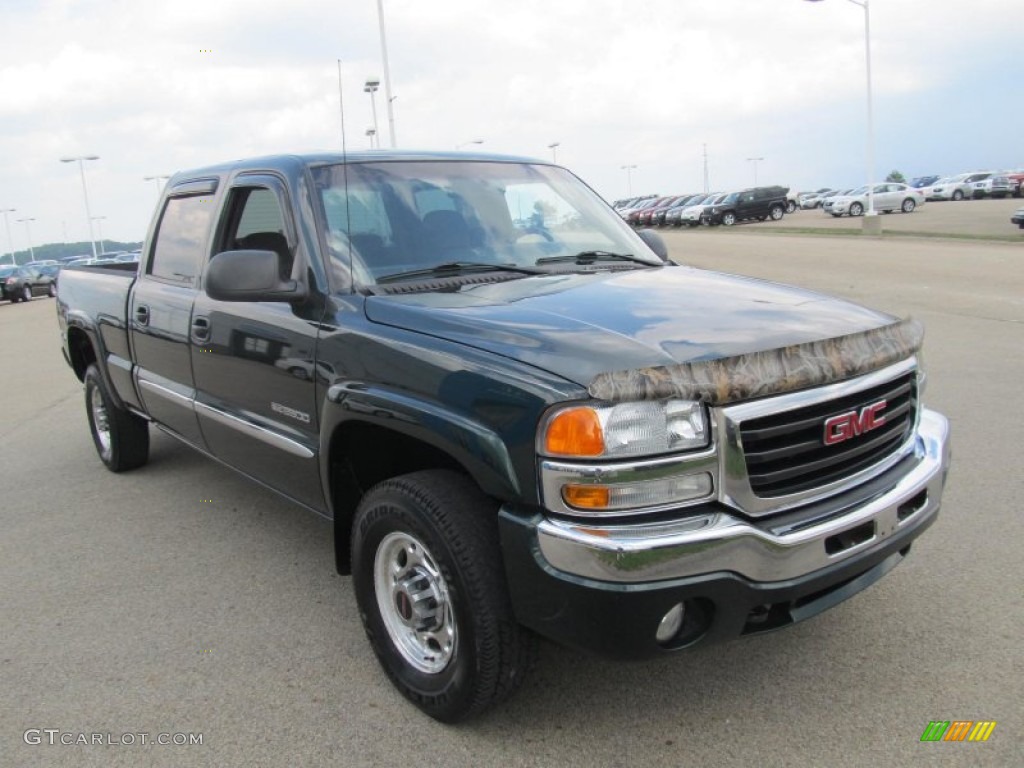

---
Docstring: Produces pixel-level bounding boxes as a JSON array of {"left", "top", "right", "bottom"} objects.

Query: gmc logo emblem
[{"left": 823, "top": 400, "right": 887, "bottom": 445}]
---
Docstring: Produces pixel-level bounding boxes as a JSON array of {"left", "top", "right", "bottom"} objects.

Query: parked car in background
[
  {"left": 926, "top": 174, "right": 974, "bottom": 201},
  {"left": 680, "top": 192, "right": 729, "bottom": 226},
  {"left": 827, "top": 184, "right": 925, "bottom": 217},
  {"left": 800, "top": 190, "right": 836, "bottom": 210},
  {"left": 652, "top": 195, "right": 696, "bottom": 227},
  {"left": 910, "top": 175, "right": 940, "bottom": 189},
  {"left": 636, "top": 196, "right": 677, "bottom": 227},
  {"left": 820, "top": 189, "right": 855, "bottom": 214},
  {"left": 1006, "top": 170, "right": 1024, "bottom": 197},
  {"left": 702, "top": 186, "right": 788, "bottom": 226},
  {"left": 664, "top": 194, "right": 713, "bottom": 226},
  {"left": 1012, "top": 206, "right": 1024, "bottom": 229},
  {"left": 1, "top": 265, "right": 56, "bottom": 302},
  {"left": 970, "top": 174, "right": 1013, "bottom": 199}
]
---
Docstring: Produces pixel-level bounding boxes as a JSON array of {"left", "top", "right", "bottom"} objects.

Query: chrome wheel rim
[
  {"left": 90, "top": 386, "right": 111, "bottom": 454},
  {"left": 374, "top": 531, "right": 456, "bottom": 674}
]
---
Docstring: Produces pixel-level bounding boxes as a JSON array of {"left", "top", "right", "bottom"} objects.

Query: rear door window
[{"left": 148, "top": 195, "right": 216, "bottom": 286}]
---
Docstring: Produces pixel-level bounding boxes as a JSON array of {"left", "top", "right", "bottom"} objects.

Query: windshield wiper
[
  {"left": 377, "top": 261, "right": 545, "bottom": 284},
  {"left": 535, "top": 250, "right": 653, "bottom": 267}
]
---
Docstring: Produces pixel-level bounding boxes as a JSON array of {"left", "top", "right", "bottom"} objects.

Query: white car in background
[
  {"left": 820, "top": 189, "right": 855, "bottom": 214},
  {"left": 827, "top": 183, "right": 926, "bottom": 217},
  {"left": 679, "top": 192, "right": 729, "bottom": 226},
  {"left": 926, "top": 173, "right": 984, "bottom": 201}
]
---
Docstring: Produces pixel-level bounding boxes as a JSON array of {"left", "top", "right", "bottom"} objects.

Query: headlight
[{"left": 540, "top": 400, "right": 708, "bottom": 459}]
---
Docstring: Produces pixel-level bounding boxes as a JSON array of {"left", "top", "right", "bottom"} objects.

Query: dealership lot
[{"left": 2, "top": 232, "right": 1022, "bottom": 767}]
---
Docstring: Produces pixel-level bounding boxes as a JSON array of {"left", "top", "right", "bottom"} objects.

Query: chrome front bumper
[{"left": 536, "top": 408, "right": 950, "bottom": 584}]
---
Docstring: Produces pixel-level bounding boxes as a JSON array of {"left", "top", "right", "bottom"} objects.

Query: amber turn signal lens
[
  {"left": 544, "top": 407, "right": 605, "bottom": 456},
  {"left": 562, "top": 485, "right": 611, "bottom": 509}
]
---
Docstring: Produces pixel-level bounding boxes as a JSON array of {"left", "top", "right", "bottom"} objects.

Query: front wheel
[
  {"left": 351, "top": 470, "right": 536, "bottom": 723},
  {"left": 84, "top": 365, "right": 149, "bottom": 472},
  {"left": 901, "top": 198, "right": 916, "bottom": 213},
  {"left": 48, "top": 283, "right": 57, "bottom": 298},
  {"left": 785, "top": 200, "right": 797, "bottom": 214},
  {"left": 21, "top": 285, "right": 31, "bottom": 302},
  {"left": 722, "top": 212, "right": 736, "bottom": 226},
  {"left": 952, "top": 189, "right": 964, "bottom": 201},
  {"left": 849, "top": 202, "right": 864, "bottom": 217}
]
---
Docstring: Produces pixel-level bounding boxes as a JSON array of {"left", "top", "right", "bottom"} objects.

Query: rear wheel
[
  {"left": 351, "top": 470, "right": 536, "bottom": 723},
  {"left": 901, "top": 198, "right": 916, "bottom": 213},
  {"left": 84, "top": 365, "right": 149, "bottom": 472},
  {"left": 769, "top": 205, "right": 784, "bottom": 221}
]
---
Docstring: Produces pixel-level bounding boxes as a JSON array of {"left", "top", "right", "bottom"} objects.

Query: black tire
[
  {"left": 84, "top": 364, "right": 149, "bottom": 472},
  {"left": 785, "top": 200, "right": 797, "bottom": 214},
  {"left": 21, "top": 285, "right": 31, "bottom": 302},
  {"left": 952, "top": 189, "right": 964, "bottom": 201},
  {"left": 722, "top": 212, "right": 736, "bottom": 226},
  {"left": 901, "top": 198, "right": 916, "bottom": 213},
  {"left": 769, "top": 205, "right": 784, "bottom": 221},
  {"left": 850, "top": 202, "right": 864, "bottom": 217},
  {"left": 351, "top": 470, "right": 536, "bottom": 723},
  {"left": 48, "top": 283, "right": 57, "bottom": 298}
]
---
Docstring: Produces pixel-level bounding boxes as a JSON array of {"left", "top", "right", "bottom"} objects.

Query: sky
[{"left": 0, "top": 0, "right": 1020, "bottom": 252}]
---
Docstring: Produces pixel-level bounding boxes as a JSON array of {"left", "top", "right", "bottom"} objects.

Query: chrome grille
[{"left": 739, "top": 371, "right": 918, "bottom": 498}]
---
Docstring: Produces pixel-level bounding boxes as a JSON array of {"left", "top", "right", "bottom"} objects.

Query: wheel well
[
  {"left": 329, "top": 421, "right": 468, "bottom": 574},
  {"left": 67, "top": 328, "right": 96, "bottom": 382}
]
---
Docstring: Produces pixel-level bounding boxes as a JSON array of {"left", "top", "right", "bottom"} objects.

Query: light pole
[
  {"left": 366, "top": 127, "right": 377, "bottom": 149},
  {"left": 375, "top": 0, "right": 397, "bottom": 147},
  {"left": 548, "top": 142, "right": 560, "bottom": 163},
  {"left": 144, "top": 175, "right": 171, "bottom": 201},
  {"left": 805, "top": 0, "right": 877, "bottom": 230},
  {"left": 456, "top": 139, "right": 484, "bottom": 150},
  {"left": 92, "top": 216, "right": 107, "bottom": 255},
  {"left": 621, "top": 165, "right": 637, "bottom": 196},
  {"left": 60, "top": 155, "right": 100, "bottom": 257},
  {"left": 17, "top": 217, "right": 36, "bottom": 262},
  {"left": 1, "top": 208, "right": 15, "bottom": 264},
  {"left": 364, "top": 78, "right": 381, "bottom": 147},
  {"left": 746, "top": 157, "right": 764, "bottom": 186}
]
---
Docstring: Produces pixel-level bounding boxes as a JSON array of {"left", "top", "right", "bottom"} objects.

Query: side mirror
[
  {"left": 204, "top": 249, "right": 307, "bottom": 303},
  {"left": 636, "top": 228, "right": 669, "bottom": 261}
]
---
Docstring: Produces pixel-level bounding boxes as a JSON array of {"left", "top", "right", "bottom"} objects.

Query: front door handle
[
  {"left": 135, "top": 304, "right": 150, "bottom": 326},
  {"left": 191, "top": 316, "right": 211, "bottom": 342}
]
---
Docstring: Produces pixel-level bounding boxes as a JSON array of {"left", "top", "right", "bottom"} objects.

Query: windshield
[
  {"left": 849, "top": 186, "right": 868, "bottom": 195},
  {"left": 312, "top": 160, "right": 661, "bottom": 286}
]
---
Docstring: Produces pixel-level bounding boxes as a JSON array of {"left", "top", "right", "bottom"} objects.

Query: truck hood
[{"left": 363, "top": 266, "right": 898, "bottom": 390}]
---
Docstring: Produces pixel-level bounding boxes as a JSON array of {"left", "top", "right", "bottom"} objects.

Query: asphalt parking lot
[{"left": 2, "top": 231, "right": 1022, "bottom": 767}]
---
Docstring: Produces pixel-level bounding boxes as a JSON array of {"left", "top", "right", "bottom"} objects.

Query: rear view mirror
[{"left": 204, "top": 249, "right": 306, "bottom": 303}]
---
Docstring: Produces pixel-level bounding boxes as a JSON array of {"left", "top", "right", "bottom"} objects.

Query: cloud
[{"left": 0, "top": 0, "right": 1019, "bottom": 246}]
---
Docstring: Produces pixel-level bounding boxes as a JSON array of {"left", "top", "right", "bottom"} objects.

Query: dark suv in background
[{"left": 702, "top": 186, "right": 789, "bottom": 226}]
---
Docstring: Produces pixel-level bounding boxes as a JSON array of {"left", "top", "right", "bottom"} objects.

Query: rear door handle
[
  {"left": 135, "top": 304, "right": 150, "bottom": 326},
  {"left": 191, "top": 316, "right": 210, "bottom": 342}
]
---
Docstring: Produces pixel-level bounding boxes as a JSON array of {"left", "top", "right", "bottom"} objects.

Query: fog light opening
[{"left": 655, "top": 603, "right": 686, "bottom": 645}]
